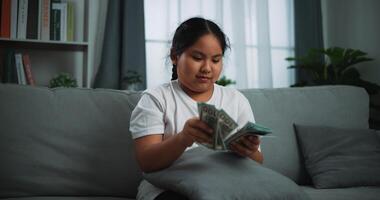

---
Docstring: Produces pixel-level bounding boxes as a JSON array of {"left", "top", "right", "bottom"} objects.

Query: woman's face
[{"left": 173, "top": 34, "right": 223, "bottom": 97}]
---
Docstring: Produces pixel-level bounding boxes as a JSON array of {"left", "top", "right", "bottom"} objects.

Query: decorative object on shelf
[
  {"left": 49, "top": 73, "right": 78, "bottom": 88},
  {"left": 123, "top": 70, "right": 143, "bottom": 91},
  {"left": 286, "top": 47, "right": 380, "bottom": 129},
  {"left": 216, "top": 75, "right": 236, "bottom": 86}
]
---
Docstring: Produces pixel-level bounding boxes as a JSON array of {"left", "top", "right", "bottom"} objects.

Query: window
[{"left": 144, "top": 0, "right": 295, "bottom": 89}]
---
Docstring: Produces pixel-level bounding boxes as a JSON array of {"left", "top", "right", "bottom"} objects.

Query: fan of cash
[{"left": 197, "top": 102, "right": 272, "bottom": 151}]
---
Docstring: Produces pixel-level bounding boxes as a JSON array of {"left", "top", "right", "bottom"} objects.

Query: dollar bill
[
  {"left": 198, "top": 103, "right": 237, "bottom": 150},
  {"left": 197, "top": 103, "right": 272, "bottom": 151},
  {"left": 198, "top": 102, "right": 219, "bottom": 149},
  {"left": 217, "top": 109, "right": 238, "bottom": 138},
  {"left": 215, "top": 109, "right": 238, "bottom": 150},
  {"left": 224, "top": 121, "right": 272, "bottom": 148}
]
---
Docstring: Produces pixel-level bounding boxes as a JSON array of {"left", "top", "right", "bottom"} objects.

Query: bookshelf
[
  {"left": 0, "top": 0, "right": 94, "bottom": 88},
  {"left": 0, "top": 38, "right": 88, "bottom": 50}
]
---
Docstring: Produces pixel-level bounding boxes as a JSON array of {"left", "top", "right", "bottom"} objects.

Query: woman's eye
[
  {"left": 192, "top": 56, "right": 202, "bottom": 61},
  {"left": 213, "top": 59, "right": 221, "bottom": 63}
]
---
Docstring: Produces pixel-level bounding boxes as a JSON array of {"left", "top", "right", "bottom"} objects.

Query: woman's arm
[
  {"left": 134, "top": 117, "right": 213, "bottom": 173},
  {"left": 134, "top": 133, "right": 189, "bottom": 173}
]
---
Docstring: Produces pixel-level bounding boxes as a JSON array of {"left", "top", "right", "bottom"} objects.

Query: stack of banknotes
[{"left": 197, "top": 102, "right": 272, "bottom": 151}]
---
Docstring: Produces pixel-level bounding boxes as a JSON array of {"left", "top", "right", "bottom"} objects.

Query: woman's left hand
[{"left": 229, "top": 135, "right": 263, "bottom": 163}]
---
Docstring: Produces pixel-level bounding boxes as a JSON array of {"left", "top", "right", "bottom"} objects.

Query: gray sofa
[{"left": 0, "top": 83, "right": 379, "bottom": 200}]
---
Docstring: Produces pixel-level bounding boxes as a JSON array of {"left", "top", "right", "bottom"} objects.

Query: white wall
[{"left": 321, "top": 0, "right": 380, "bottom": 85}]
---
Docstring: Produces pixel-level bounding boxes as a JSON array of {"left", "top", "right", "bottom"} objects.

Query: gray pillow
[
  {"left": 294, "top": 124, "right": 380, "bottom": 189},
  {"left": 144, "top": 146, "right": 309, "bottom": 200}
]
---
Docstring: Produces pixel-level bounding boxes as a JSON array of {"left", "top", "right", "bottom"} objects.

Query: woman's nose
[{"left": 200, "top": 60, "right": 212, "bottom": 73}]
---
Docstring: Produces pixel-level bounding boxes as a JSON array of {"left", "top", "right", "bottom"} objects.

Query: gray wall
[{"left": 321, "top": 0, "right": 380, "bottom": 85}]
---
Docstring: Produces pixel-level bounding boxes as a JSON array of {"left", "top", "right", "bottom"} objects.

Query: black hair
[{"left": 170, "top": 17, "right": 230, "bottom": 80}]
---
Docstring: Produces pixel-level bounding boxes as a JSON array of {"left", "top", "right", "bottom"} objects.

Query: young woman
[{"left": 130, "top": 17, "right": 263, "bottom": 200}]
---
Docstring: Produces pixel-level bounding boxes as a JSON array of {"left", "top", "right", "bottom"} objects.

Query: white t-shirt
[{"left": 129, "top": 80, "right": 255, "bottom": 200}]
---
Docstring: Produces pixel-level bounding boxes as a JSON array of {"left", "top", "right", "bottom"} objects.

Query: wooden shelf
[{"left": 0, "top": 38, "right": 88, "bottom": 51}]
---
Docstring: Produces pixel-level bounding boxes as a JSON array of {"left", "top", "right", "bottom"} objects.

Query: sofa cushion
[
  {"left": 294, "top": 125, "right": 380, "bottom": 188},
  {"left": 240, "top": 86, "right": 369, "bottom": 184},
  {"left": 144, "top": 146, "right": 310, "bottom": 200},
  {"left": 301, "top": 186, "right": 380, "bottom": 200},
  {"left": 0, "top": 84, "right": 142, "bottom": 198}
]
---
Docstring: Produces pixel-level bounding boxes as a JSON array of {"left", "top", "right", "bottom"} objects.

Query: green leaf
[
  {"left": 216, "top": 75, "right": 236, "bottom": 86},
  {"left": 123, "top": 70, "right": 142, "bottom": 84},
  {"left": 285, "top": 57, "right": 296, "bottom": 61},
  {"left": 285, "top": 46, "right": 379, "bottom": 94},
  {"left": 49, "top": 73, "right": 78, "bottom": 88}
]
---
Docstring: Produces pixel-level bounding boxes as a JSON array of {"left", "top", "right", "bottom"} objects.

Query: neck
[{"left": 178, "top": 82, "right": 214, "bottom": 102}]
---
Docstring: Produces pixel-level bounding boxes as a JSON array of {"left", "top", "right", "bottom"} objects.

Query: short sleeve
[
  {"left": 237, "top": 92, "right": 255, "bottom": 127},
  {"left": 129, "top": 94, "right": 165, "bottom": 139}
]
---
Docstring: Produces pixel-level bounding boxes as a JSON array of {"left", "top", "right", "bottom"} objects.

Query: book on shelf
[
  {"left": 22, "top": 53, "right": 35, "bottom": 85},
  {"left": 17, "top": 0, "right": 28, "bottom": 39},
  {"left": 0, "top": 0, "right": 1, "bottom": 27},
  {"left": 2, "top": 49, "right": 17, "bottom": 83},
  {"left": 10, "top": 0, "right": 17, "bottom": 38},
  {"left": 1, "top": 0, "right": 11, "bottom": 38},
  {"left": 40, "top": 0, "right": 50, "bottom": 41},
  {"left": 50, "top": 1, "right": 61, "bottom": 41},
  {"left": 58, "top": 2, "right": 67, "bottom": 41},
  {"left": 14, "top": 53, "right": 27, "bottom": 84},
  {"left": 51, "top": 1, "right": 67, "bottom": 41},
  {"left": 0, "top": 48, "right": 4, "bottom": 82},
  {"left": 26, "top": 0, "right": 39, "bottom": 39}
]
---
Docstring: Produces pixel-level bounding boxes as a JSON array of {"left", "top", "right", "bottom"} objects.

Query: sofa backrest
[
  {"left": 0, "top": 84, "right": 370, "bottom": 198},
  {"left": 240, "top": 85, "right": 369, "bottom": 184},
  {"left": 0, "top": 84, "right": 142, "bottom": 198}
]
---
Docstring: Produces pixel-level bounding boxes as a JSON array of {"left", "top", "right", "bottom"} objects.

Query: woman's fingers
[
  {"left": 239, "top": 136, "right": 260, "bottom": 151},
  {"left": 189, "top": 119, "right": 213, "bottom": 136},
  {"left": 248, "top": 135, "right": 260, "bottom": 145},
  {"left": 230, "top": 142, "right": 249, "bottom": 157},
  {"left": 188, "top": 128, "right": 213, "bottom": 144},
  {"left": 184, "top": 118, "right": 214, "bottom": 144},
  {"left": 230, "top": 136, "right": 261, "bottom": 157}
]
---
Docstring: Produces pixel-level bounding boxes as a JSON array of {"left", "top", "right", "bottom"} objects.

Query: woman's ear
[{"left": 170, "top": 48, "right": 177, "bottom": 66}]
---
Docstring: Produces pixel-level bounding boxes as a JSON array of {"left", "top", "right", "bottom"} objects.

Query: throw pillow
[
  {"left": 293, "top": 124, "right": 380, "bottom": 189},
  {"left": 144, "top": 146, "right": 309, "bottom": 200}
]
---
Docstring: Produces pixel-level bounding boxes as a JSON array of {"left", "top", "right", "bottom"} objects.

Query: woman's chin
[
  {"left": 193, "top": 84, "right": 214, "bottom": 93},
  {"left": 179, "top": 81, "right": 214, "bottom": 94}
]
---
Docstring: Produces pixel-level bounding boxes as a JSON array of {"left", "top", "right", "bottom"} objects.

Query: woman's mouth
[{"left": 196, "top": 75, "right": 212, "bottom": 83}]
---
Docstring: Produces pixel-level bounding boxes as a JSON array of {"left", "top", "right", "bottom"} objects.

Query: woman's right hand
[{"left": 179, "top": 117, "right": 214, "bottom": 147}]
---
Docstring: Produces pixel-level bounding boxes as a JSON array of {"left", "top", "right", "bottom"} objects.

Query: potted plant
[
  {"left": 286, "top": 47, "right": 380, "bottom": 94},
  {"left": 286, "top": 47, "right": 380, "bottom": 129},
  {"left": 49, "top": 73, "right": 78, "bottom": 88},
  {"left": 216, "top": 75, "right": 236, "bottom": 86},
  {"left": 122, "top": 70, "right": 143, "bottom": 91}
]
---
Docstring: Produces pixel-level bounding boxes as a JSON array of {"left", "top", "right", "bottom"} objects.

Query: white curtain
[
  {"left": 144, "top": 0, "right": 295, "bottom": 89},
  {"left": 88, "top": 0, "right": 108, "bottom": 87}
]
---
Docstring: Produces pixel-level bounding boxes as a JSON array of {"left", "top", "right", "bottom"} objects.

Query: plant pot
[{"left": 127, "top": 83, "right": 141, "bottom": 91}]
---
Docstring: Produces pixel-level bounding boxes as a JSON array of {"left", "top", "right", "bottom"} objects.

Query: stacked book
[
  {"left": 0, "top": 49, "right": 35, "bottom": 85},
  {"left": 0, "top": 0, "right": 75, "bottom": 41}
]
